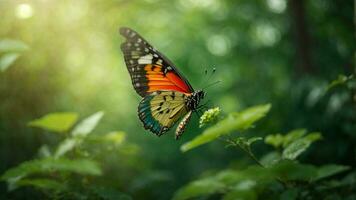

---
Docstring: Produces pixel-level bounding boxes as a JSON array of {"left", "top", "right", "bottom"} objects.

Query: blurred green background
[{"left": 0, "top": 0, "right": 354, "bottom": 199}]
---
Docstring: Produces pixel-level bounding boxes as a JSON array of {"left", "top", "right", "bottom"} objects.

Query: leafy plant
[
  {"left": 174, "top": 104, "right": 353, "bottom": 200},
  {"left": 1, "top": 111, "right": 134, "bottom": 199}
]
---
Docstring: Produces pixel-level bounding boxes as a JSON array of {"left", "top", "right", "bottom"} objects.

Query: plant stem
[{"left": 224, "top": 136, "right": 288, "bottom": 187}]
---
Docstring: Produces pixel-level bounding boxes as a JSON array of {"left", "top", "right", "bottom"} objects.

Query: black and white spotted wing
[{"left": 119, "top": 27, "right": 194, "bottom": 97}]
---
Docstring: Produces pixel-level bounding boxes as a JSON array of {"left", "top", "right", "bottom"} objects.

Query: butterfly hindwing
[
  {"left": 120, "top": 27, "right": 194, "bottom": 97},
  {"left": 138, "top": 91, "right": 189, "bottom": 136}
]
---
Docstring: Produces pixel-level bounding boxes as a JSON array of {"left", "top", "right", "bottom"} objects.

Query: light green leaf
[
  {"left": 265, "top": 134, "right": 284, "bottom": 148},
  {"left": 181, "top": 104, "right": 271, "bottom": 152},
  {"left": 1, "top": 158, "right": 102, "bottom": 181},
  {"left": 0, "top": 39, "right": 29, "bottom": 52},
  {"left": 54, "top": 138, "right": 77, "bottom": 158},
  {"left": 282, "top": 139, "right": 311, "bottom": 160},
  {"left": 282, "top": 132, "right": 321, "bottom": 160},
  {"left": 28, "top": 112, "right": 78, "bottom": 133},
  {"left": 282, "top": 129, "right": 307, "bottom": 148},
  {"left": 314, "top": 164, "right": 350, "bottom": 181},
  {"left": 246, "top": 137, "right": 262, "bottom": 146},
  {"left": 104, "top": 131, "right": 126, "bottom": 145},
  {"left": 0, "top": 53, "right": 20, "bottom": 72},
  {"left": 72, "top": 111, "right": 104, "bottom": 137}
]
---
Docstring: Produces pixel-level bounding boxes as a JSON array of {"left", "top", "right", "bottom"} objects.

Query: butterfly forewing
[{"left": 119, "top": 27, "right": 194, "bottom": 97}]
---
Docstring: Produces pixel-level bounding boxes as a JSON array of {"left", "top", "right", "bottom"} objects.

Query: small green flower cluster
[{"left": 199, "top": 107, "right": 221, "bottom": 128}]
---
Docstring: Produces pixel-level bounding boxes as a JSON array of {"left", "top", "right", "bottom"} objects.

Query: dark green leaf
[
  {"left": 16, "top": 178, "right": 66, "bottom": 191},
  {"left": 270, "top": 160, "right": 317, "bottom": 181},
  {"left": 1, "top": 158, "right": 102, "bottom": 181},
  {"left": 314, "top": 164, "right": 350, "bottom": 181}
]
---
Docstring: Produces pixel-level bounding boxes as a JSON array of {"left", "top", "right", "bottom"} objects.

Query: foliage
[
  {"left": 0, "top": 0, "right": 354, "bottom": 199},
  {"left": 0, "top": 39, "right": 28, "bottom": 72},
  {"left": 181, "top": 104, "right": 271, "bottom": 152},
  {"left": 1, "top": 112, "right": 135, "bottom": 199},
  {"left": 174, "top": 106, "right": 354, "bottom": 200}
]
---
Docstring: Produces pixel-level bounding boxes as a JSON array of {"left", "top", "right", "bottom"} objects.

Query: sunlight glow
[
  {"left": 267, "top": 0, "right": 286, "bottom": 14},
  {"left": 252, "top": 23, "right": 280, "bottom": 47},
  {"left": 206, "top": 34, "right": 230, "bottom": 56},
  {"left": 16, "top": 3, "right": 34, "bottom": 19}
]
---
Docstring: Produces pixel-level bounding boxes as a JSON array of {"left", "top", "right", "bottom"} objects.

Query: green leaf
[
  {"left": 92, "top": 186, "right": 132, "bottom": 200},
  {"left": 181, "top": 104, "right": 271, "bottom": 152},
  {"left": 1, "top": 158, "right": 102, "bottom": 181},
  {"left": 327, "top": 74, "right": 353, "bottom": 91},
  {"left": 282, "top": 139, "right": 311, "bottom": 160},
  {"left": 282, "top": 132, "right": 321, "bottom": 160},
  {"left": 265, "top": 134, "right": 284, "bottom": 148},
  {"left": 15, "top": 178, "right": 66, "bottom": 191},
  {"left": 28, "top": 112, "right": 78, "bottom": 133},
  {"left": 0, "top": 39, "right": 29, "bottom": 52},
  {"left": 172, "top": 177, "right": 225, "bottom": 200},
  {"left": 260, "top": 151, "right": 281, "bottom": 167},
  {"left": 282, "top": 129, "right": 307, "bottom": 148},
  {"left": 223, "top": 189, "right": 257, "bottom": 200},
  {"left": 104, "top": 131, "right": 126, "bottom": 145},
  {"left": 72, "top": 111, "right": 104, "bottom": 137},
  {"left": 270, "top": 160, "right": 317, "bottom": 181},
  {"left": 54, "top": 138, "right": 77, "bottom": 158},
  {"left": 280, "top": 188, "right": 299, "bottom": 200},
  {"left": 246, "top": 137, "right": 262, "bottom": 146},
  {"left": 0, "top": 53, "right": 20, "bottom": 72},
  {"left": 314, "top": 165, "right": 350, "bottom": 181}
]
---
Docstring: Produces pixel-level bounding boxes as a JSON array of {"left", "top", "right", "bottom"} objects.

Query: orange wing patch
[{"left": 144, "top": 64, "right": 191, "bottom": 93}]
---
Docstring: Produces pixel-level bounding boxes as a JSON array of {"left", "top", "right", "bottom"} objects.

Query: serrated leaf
[
  {"left": 314, "top": 165, "right": 350, "bottom": 181},
  {"left": 282, "top": 129, "right": 307, "bottom": 148},
  {"left": 0, "top": 39, "right": 29, "bottom": 52},
  {"left": 0, "top": 53, "right": 20, "bottom": 72},
  {"left": 181, "top": 104, "right": 271, "bottom": 152},
  {"left": 282, "top": 139, "right": 311, "bottom": 160},
  {"left": 72, "top": 111, "right": 104, "bottom": 137},
  {"left": 1, "top": 158, "right": 102, "bottom": 181},
  {"left": 54, "top": 138, "right": 77, "bottom": 158},
  {"left": 282, "top": 132, "right": 321, "bottom": 160},
  {"left": 28, "top": 112, "right": 78, "bottom": 133}
]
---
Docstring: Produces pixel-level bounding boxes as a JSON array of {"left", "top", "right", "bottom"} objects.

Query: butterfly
[{"left": 119, "top": 27, "right": 205, "bottom": 139}]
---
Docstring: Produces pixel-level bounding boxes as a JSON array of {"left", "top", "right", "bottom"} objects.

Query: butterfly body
[{"left": 120, "top": 27, "right": 204, "bottom": 139}]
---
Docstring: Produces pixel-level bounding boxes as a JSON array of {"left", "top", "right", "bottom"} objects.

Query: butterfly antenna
[{"left": 202, "top": 80, "right": 221, "bottom": 90}]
